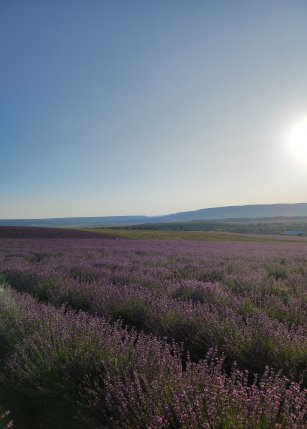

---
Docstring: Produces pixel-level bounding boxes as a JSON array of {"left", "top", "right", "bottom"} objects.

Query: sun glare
[{"left": 287, "top": 117, "right": 307, "bottom": 164}]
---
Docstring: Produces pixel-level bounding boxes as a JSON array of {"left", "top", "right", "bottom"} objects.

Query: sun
[{"left": 287, "top": 117, "right": 307, "bottom": 164}]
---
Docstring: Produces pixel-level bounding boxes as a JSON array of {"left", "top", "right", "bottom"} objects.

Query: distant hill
[
  {"left": 160, "top": 203, "right": 307, "bottom": 222},
  {"left": 123, "top": 217, "right": 307, "bottom": 236},
  {"left": 1, "top": 203, "right": 307, "bottom": 228}
]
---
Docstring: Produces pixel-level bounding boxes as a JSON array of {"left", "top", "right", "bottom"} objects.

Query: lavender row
[
  {"left": 1, "top": 238, "right": 306, "bottom": 383},
  {"left": 1, "top": 240, "right": 307, "bottom": 379},
  {"left": 1, "top": 238, "right": 306, "bottom": 326},
  {"left": 0, "top": 288, "right": 306, "bottom": 428},
  {"left": 3, "top": 268, "right": 306, "bottom": 385}
]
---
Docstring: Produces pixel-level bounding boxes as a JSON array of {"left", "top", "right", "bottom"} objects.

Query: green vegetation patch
[{"left": 82, "top": 228, "right": 283, "bottom": 242}]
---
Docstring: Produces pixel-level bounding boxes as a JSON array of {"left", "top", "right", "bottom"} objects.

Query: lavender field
[{"left": 0, "top": 233, "right": 306, "bottom": 428}]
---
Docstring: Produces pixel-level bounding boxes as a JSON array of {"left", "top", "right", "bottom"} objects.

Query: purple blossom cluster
[
  {"left": 0, "top": 288, "right": 306, "bottom": 428},
  {"left": 0, "top": 236, "right": 306, "bottom": 427},
  {"left": 0, "top": 409, "right": 13, "bottom": 429}
]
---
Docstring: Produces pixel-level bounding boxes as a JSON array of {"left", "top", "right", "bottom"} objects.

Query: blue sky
[{"left": 1, "top": 0, "right": 307, "bottom": 218}]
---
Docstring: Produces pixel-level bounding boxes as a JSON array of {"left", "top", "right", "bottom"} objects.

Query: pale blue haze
[{"left": 1, "top": 0, "right": 307, "bottom": 218}]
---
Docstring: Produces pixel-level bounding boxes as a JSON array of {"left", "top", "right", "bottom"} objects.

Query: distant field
[
  {"left": 102, "top": 217, "right": 307, "bottom": 236},
  {"left": 82, "top": 227, "right": 307, "bottom": 242},
  {"left": 3, "top": 225, "right": 305, "bottom": 242},
  {"left": 0, "top": 226, "right": 109, "bottom": 239}
]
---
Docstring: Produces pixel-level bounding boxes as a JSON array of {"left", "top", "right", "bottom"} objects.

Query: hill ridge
[{"left": 1, "top": 203, "right": 307, "bottom": 228}]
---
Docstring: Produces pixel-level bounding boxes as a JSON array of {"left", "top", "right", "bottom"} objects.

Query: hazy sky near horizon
[{"left": 1, "top": 0, "right": 307, "bottom": 219}]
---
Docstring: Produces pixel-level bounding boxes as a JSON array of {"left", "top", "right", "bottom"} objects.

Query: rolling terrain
[
  {"left": 1, "top": 203, "right": 307, "bottom": 228},
  {"left": 116, "top": 217, "right": 307, "bottom": 236}
]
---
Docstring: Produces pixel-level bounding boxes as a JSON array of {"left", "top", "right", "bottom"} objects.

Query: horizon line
[{"left": 1, "top": 201, "right": 307, "bottom": 221}]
